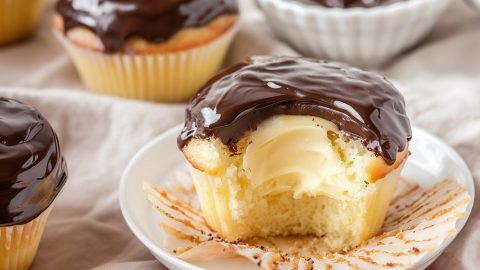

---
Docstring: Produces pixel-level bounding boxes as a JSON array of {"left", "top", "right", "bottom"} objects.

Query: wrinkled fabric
[{"left": 0, "top": 0, "right": 478, "bottom": 269}]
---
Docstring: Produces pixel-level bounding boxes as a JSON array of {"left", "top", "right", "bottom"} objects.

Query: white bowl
[
  {"left": 255, "top": 0, "right": 450, "bottom": 66},
  {"left": 119, "top": 125, "right": 474, "bottom": 270}
]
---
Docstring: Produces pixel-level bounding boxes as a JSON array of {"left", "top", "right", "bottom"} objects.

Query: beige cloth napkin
[{"left": 0, "top": 0, "right": 479, "bottom": 269}]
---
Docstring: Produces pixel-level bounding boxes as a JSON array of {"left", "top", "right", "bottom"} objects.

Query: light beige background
[{"left": 0, "top": 0, "right": 478, "bottom": 269}]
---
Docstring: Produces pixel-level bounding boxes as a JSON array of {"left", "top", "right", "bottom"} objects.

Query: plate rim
[
  {"left": 119, "top": 125, "right": 204, "bottom": 270},
  {"left": 119, "top": 124, "right": 475, "bottom": 270}
]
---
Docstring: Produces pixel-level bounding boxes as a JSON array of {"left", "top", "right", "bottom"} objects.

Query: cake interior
[{"left": 185, "top": 115, "right": 403, "bottom": 251}]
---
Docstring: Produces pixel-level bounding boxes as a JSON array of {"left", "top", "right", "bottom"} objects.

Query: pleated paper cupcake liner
[
  {"left": 57, "top": 24, "right": 238, "bottom": 102},
  {"left": 144, "top": 165, "right": 470, "bottom": 270},
  {"left": 256, "top": 0, "right": 450, "bottom": 66},
  {"left": 0, "top": 0, "right": 44, "bottom": 45},
  {"left": 188, "top": 167, "right": 242, "bottom": 239},
  {"left": 0, "top": 206, "right": 52, "bottom": 270}
]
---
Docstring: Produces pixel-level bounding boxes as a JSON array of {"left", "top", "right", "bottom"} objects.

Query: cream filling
[{"left": 242, "top": 115, "right": 375, "bottom": 200}]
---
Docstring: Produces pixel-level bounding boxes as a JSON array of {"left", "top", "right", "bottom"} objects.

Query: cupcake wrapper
[
  {"left": 256, "top": 0, "right": 450, "bottom": 66},
  {"left": 0, "top": 207, "right": 52, "bottom": 270},
  {"left": 0, "top": 0, "right": 44, "bottom": 45},
  {"left": 145, "top": 166, "right": 470, "bottom": 270},
  {"left": 57, "top": 24, "right": 238, "bottom": 102}
]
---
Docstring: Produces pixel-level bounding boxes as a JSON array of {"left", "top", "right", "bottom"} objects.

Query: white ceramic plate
[{"left": 119, "top": 125, "right": 474, "bottom": 270}]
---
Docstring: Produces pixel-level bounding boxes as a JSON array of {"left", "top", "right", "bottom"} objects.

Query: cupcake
[
  {"left": 0, "top": 0, "right": 45, "bottom": 45},
  {"left": 256, "top": 0, "right": 450, "bottom": 66},
  {"left": 53, "top": 0, "right": 239, "bottom": 102},
  {"left": 0, "top": 98, "right": 67, "bottom": 270},
  {"left": 178, "top": 56, "right": 412, "bottom": 251}
]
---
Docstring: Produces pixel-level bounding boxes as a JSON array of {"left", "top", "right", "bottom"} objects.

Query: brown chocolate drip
[
  {"left": 0, "top": 98, "right": 67, "bottom": 226},
  {"left": 55, "top": 0, "right": 238, "bottom": 53},
  {"left": 178, "top": 56, "right": 411, "bottom": 165},
  {"left": 296, "top": 0, "right": 403, "bottom": 8}
]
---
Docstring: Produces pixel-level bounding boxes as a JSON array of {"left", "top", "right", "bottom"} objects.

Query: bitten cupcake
[
  {"left": 0, "top": 0, "right": 45, "bottom": 45},
  {"left": 54, "top": 0, "right": 239, "bottom": 102},
  {"left": 178, "top": 56, "right": 411, "bottom": 251},
  {"left": 256, "top": 0, "right": 450, "bottom": 66},
  {"left": 0, "top": 98, "right": 67, "bottom": 270}
]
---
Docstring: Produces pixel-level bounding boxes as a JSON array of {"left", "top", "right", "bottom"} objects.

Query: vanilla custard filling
[{"left": 243, "top": 115, "right": 376, "bottom": 200}]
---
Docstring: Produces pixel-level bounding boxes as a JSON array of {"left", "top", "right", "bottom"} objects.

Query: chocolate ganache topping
[
  {"left": 0, "top": 98, "right": 67, "bottom": 226},
  {"left": 296, "top": 0, "right": 403, "bottom": 8},
  {"left": 178, "top": 56, "right": 412, "bottom": 165},
  {"left": 55, "top": 0, "right": 238, "bottom": 53}
]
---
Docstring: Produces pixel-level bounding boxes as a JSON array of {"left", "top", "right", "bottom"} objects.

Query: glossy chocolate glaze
[
  {"left": 296, "top": 0, "right": 402, "bottom": 8},
  {"left": 55, "top": 0, "right": 238, "bottom": 53},
  {"left": 0, "top": 98, "right": 67, "bottom": 226},
  {"left": 178, "top": 56, "right": 411, "bottom": 165}
]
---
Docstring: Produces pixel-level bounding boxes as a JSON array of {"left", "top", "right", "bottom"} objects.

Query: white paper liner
[
  {"left": 0, "top": 206, "right": 52, "bottom": 270},
  {"left": 56, "top": 23, "right": 238, "bottom": 102},
  {"left": 144, "top": 165, "right": 470, "bottom": 270},
  {"left": 256, "top": 0, "right": 450, "bottom": 66}
]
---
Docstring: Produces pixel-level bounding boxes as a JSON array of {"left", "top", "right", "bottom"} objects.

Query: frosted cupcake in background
[
  {"left": 53, "top": 0, "right": 239, "bottom": 102},
  {"left": 256, "top": 0, "right": 450, "bottom": 66},
  {"left": 0, "top": 98, "right": 67, "bottom": 270},
  {"left": 0, "top": 0, "right": 45, "bottom": 45}
]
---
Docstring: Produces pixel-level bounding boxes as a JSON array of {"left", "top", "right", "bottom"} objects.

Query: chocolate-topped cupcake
[
  {"left": 179, "top": 56, "right": 411, "bottom": 251},
  {"left": 54, "top": 0, "right": 239, "bottom": 102},
  {"left": 0, "top": 98, "right": 67, "bottom": 270},
  {"left": 256, "top": 0, "right": 449, "bottom": 66}
]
